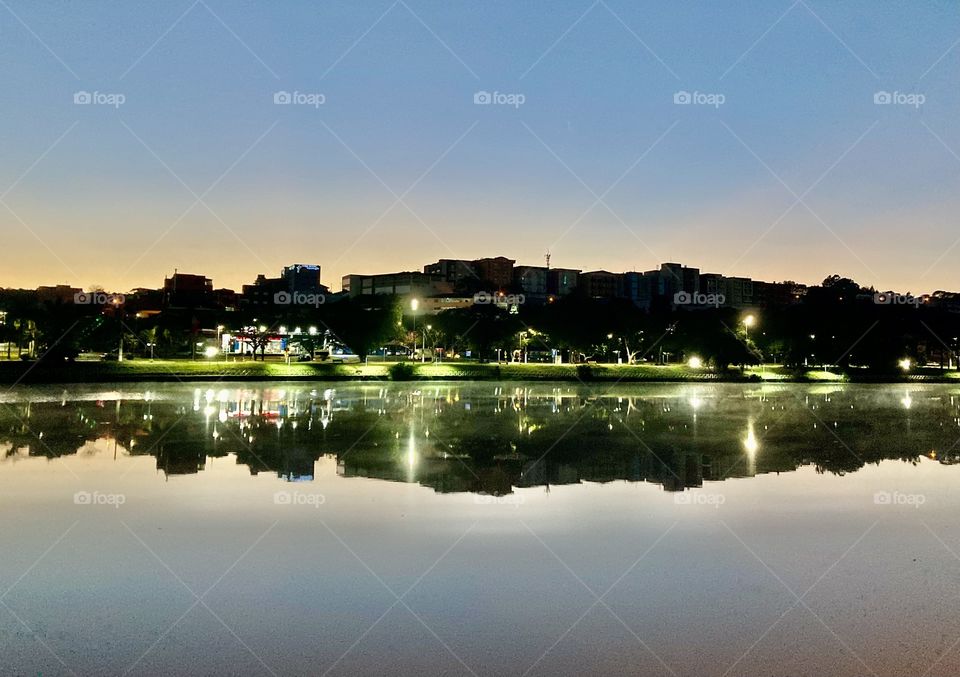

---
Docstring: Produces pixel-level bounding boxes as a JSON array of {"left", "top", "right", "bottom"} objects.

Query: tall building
[
  {"left": 281, "top": 264, "right": 324, "bottom": 294},
  {"left": 513, "top": 266, "right": 548, "bottom": 300},
  {"left": 472, "top": 257, "right": 515, "bottom": 290},
  {"left": 659, "top": 262, "right": 700, "bottom": 297},
  {"left": 547, "top": 268, "right": 580, "bottom": 297},
  {"left": 242, "top": 264, "right": 328, "bottom": 307}
]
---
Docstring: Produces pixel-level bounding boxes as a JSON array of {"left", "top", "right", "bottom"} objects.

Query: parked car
[{"left": 316, "top": 349, "right": 360, "bottom": 364}]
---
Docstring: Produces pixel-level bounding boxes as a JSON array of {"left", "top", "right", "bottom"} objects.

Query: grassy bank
[{"left": 0, "top": 359, "right": 958, "bottom": 385}]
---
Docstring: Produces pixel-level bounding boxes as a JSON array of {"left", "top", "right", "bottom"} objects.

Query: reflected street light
[{"left": 410, "top": 298, "right": 420, "bottom": 362}]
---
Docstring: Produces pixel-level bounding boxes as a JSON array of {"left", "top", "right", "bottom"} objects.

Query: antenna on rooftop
[{"left": 545, "top": 251, "right": 551, "bottom": 269}]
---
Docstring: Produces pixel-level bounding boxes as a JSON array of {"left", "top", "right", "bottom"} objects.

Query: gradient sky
[{"left": 0, "top": 0, "right": 957, "bottom": 294}]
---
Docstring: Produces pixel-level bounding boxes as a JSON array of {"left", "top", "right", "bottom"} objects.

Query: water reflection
[{"left": 2, "top": 383, "right": 959, "bottom": 494}]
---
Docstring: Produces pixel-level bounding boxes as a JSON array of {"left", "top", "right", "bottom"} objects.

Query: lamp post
[
  {"left": 423, "top": 324, "right": 432, "bottom": 363},
  {"left": 110, "top": 296, "right": 125, "bottom": 362},
  {"left": 410, "top": 298, "right": 419, "bottom": 362},
  {"left": 742, "top": 314, "right": 757, "bottom": 371}
]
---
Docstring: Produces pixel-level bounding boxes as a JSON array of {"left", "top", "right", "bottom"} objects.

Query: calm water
[{"left": 2, "top": 382, "right": 960, "bottom": 677}]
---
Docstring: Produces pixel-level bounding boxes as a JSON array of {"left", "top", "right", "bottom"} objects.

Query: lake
[{"left": 1, "top": 382, "right": 959, "bottom": 676}]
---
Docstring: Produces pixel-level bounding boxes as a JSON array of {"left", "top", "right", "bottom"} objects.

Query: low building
[
  {"left": 242, "top": 274, "right": 287, "bottom": 307},
  {"left": 579, "top": 270, "right": 624, "bottom": 299},
  {"left": 423, "top": 259, "right": 476, "bottom": 287},
  {"left": 163, "top": 272, "right": 215, "bottom": 309},
  {"left": 341, "top": 271, "right": 452, "bottom": 298},
  {"left": 36, "top": 285, "right": 82, "bottom": 304}
]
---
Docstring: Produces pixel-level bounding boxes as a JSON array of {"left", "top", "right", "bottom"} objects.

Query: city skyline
[
  {"left": 9, "top": 252, "right": 957, "bottom": 299},
  {"left": 0, "top": 1, "right": 957, "bottom": 293}
]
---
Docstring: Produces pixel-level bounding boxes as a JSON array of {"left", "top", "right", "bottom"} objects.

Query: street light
[
  {"left": 742, "top": 314, "right": 759, "bottom": 371},
  {"left": 410, "top": 298, "right": 420, "bottom": 362},
  {"left": 423, "top": 324, "right": 432, "bottom": 363}
]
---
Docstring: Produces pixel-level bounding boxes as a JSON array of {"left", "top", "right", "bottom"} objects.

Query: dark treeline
[{"left": 2, "top": 275, "right": 958, "bottom": 371}]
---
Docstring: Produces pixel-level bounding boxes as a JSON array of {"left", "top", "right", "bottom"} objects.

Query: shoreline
[{"left": 1, "top": 360, "right": 957, "bottom": 385}]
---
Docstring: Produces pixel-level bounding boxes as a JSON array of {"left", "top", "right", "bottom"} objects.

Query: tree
[{"left": 325, "top": 295, "right": 403, "bottom": 360}]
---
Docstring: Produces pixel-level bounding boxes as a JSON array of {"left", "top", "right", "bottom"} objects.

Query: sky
[{"left": 0, "top": 0, "right": 957, "bottom": 294}]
